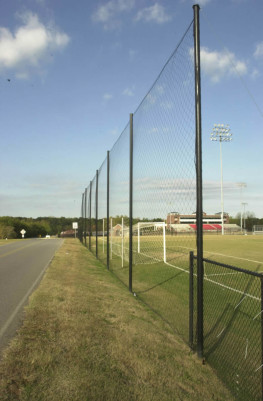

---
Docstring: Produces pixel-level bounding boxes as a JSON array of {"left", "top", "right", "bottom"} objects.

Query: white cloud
[
  {"left": 190, "top": 47, "right": 247, "bottom": 83},
  {"left": 0, "top": 11, "right": 70, "bottom": 78},
  {"left": 251, "top": 68, "right": 260, "bottom": 79},
  {"left": 195, "top": 0, "right": 212, "bottom": 6},
  {"left": 254, "top": 42, "right": 263, "bottom": 59},
  {"left": 92, "top": 0, "right": 135, "bottom": 29},
  {"left": 109, "top": 128, "right": 119, "bottom": 136},
  {"left": 123, "top": 86, "right": 135, "bottom": 96},
  {"left": 135, "top": 3, "right": 171, "bottom": 24},
  {"left": 103, "top": 93, "right": 113, "bottom": 100}
]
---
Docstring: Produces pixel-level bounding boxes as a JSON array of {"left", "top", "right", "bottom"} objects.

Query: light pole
[
  {"left": 237, "top": 182, "right": 246, "bottom": 232},
  {"left": 242, "top": 202, "right": 248, "bottom": 232},
  {"left": 210, "top": 124, "right": 233, "bottom": 235}
]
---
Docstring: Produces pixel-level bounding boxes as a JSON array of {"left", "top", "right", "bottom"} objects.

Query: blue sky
[{"left": 0, "top": 0, "right": 262, "bottom": 218}]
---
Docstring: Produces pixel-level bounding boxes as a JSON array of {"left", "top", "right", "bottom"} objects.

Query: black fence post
[
  {"left": 189, "top": 251, "right": 194, "bottom": 348},
  {"left": 96, "top": 169, "right": 98, "bottom": 258},
  {"left": 107, "top": 151, "right": 110, "bottom": 270},
  {"left": 129, "top": 113, "right": 133, "bottom": 293},
  {"left": 193, "top": 3, "right": 204, "bottom": 359},
  {"left": 84, "top": 189, "right": 87, "bottom": 247},
  {"left": 81, "top": 192, "right": 84, "bottom": 243},
  {"left": 261, "top": 277, "right": 263, "bottom": 401},
  {"left": 89, "top": 181, "right": 92, "bottom": 251}
]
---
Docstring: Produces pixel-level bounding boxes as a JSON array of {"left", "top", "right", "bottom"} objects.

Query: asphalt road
[{"left": 0, "top": 238, "right": 63, "bottom": 355}]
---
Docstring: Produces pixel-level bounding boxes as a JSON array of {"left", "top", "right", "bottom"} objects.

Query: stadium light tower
[
  {"left": 242, "top": 202, "right": 248, "bottom": 232},
  {"left": 210, "top": 124, "right": 233, "bottom": 235},
  {"left": 237, "top": 182, "right": 247, "bottom": 232}
]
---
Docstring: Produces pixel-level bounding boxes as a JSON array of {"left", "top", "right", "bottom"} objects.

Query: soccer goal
[
  {"left": 135, "top": 222, "right": 166, "bottom": 264},
  {"left": 110, "top": 218, "right": 129, "bottom": 267},
  {"left": 253, "top": 225, "right": 263, "bottom": 235},
  {"left": 108, "top": 220, "right": 167, "bottom": 266}
]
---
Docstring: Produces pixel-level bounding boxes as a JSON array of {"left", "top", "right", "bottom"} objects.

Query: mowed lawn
[
  {"left": 94, "top": 232, "right": 263, "bottom": 400},
  {"left": 203, "top": 234, "right": 263, "bottom": 271},
  {"left": 100, "top": 232, "right": 263, "bottom": 270},
  {"left": 0, "top": 238, "right": 234, "bottom": 401}
]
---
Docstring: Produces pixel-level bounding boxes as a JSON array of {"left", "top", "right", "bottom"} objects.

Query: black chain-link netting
[
  {"left": 192, "top": 257, "right": 262, "bottom": 401},
  {"left": 108, "top": 124, "right": 130, "bottom": 287},
  {"left": 97, "top": 158, "right": 108, "bottom": 265},
  {"left": 131, "top": 21, "right": 195, "bottom": 341},
  {"left": 79, "top": 15, "right": 262, "bottom": 400}
]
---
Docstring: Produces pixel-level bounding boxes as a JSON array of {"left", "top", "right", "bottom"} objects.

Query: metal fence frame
[
  {"left": 79, "top": 5, "right": 262, "bottom": 400},
  {"left": 80, "top": 4, "right": 204, "bottom": 352}
]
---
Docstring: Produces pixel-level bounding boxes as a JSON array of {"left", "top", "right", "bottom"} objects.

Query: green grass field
[
  {"left": 0, "top": 239, "right": 234, "bottom": 401},
  {"left": 93, "top": 232, "right": 263, "bottom": 401}
]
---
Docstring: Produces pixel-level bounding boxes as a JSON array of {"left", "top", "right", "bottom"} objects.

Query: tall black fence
[
  {"left": 81, "top": 13, "right": 197, "bottom": 341},
  {"left": 79, "top": 5, "right": 262, "bottom": 400},
  {"left": 190, "top": 255, "right": 263, "bottom": 401}
]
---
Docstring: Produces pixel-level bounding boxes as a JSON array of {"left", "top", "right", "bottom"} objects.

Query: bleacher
[
  {"left": 168, "top": 223, "right": 243, "bottom": 234},
  {"left": 189, "top": 224, "right": 222, "bottom": 231}
]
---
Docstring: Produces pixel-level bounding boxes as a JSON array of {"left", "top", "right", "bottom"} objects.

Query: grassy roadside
[
  {"left": 0, "top": 239, "right": 23, "bottom": 246},
  {"left": 0, "top": 239, "right": 234, "bottom": 401}
]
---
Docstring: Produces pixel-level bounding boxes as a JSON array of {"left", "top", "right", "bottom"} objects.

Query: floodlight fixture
[
  {"left": 210, "top": 124, "right": 233, "bottom": 143},
  {"left": 210, "top": 124, "right": 233, "bottom": 235}
]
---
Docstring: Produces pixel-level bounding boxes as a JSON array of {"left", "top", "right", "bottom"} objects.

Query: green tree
[{"left": 0, "top": 224, "right": 17, "bottom": 239}]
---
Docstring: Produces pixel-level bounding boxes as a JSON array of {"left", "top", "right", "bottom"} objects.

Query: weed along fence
[{"left": 79, "top": 6, "right": 263, "bottom": 401}]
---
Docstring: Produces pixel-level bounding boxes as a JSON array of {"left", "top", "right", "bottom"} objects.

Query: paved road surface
[{"left": 0, "top": 238, "right": 63, "bottom": 355}]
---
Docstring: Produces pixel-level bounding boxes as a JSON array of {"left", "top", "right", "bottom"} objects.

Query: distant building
[
  {"left": 60, "top": 229, "right": 75, "bottom": 238},
  {"left": 166, "top": 212, "right": 229, "bottom": 228},
  {"left": 112, "top": 224, "right": 128, "bottom": 236}
]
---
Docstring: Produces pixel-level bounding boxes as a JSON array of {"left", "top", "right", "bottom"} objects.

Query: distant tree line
[
  {"left": 229, "top": 212, "right": 263, "bottom": 232},
  {"left": 0, "top": 216, "right": 80, "bottom": 239},
  {"left": 80, "top": 213, "right": 263, "bottom": 234},
  {"left": 79, "top": 216, "right": 165, "bottom": 236}
]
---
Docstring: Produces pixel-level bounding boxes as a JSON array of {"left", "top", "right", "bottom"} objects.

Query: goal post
[
  {"left": 137, "top": 221, "right": 166, "bottom": 263},
  {"left": 108, "top": 218, "right": 129, "bottom": 266}
]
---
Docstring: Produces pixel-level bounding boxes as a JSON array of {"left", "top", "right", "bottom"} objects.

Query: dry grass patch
[{"left": 0, "top": 239, "right": 234, "bottom": 401}]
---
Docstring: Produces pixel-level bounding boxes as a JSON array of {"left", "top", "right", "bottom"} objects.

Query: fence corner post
[
  {"left": 193, "top": 3, "right": 204, "bottom": 359},
  {"left": 129, "top": 113, "right": 133, "bottom": 293},
  {"left": 96, "top": 169, "right": 98, "bottom": 258},
  {"left": 107, "top": 151, "right": 110, "bottom": 270}
]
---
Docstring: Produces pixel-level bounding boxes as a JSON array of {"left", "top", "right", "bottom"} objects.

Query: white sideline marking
[
  {"left": 206, "top": 272, "right": 241, "bottom": 277},
  {"left": 234, "top": 296, "right": 247, "bottom": 310},
  {"left": 255, "top": 364, "right": 263, "bottom": 372},
  {"left": 204, "top": 277, "right": 260, "bottom": 302},
  {"left": 245, "top": 339, "right": 248, "bottom": 360},
  {"left": 205, "top": 252, "right": 263, "bottom": 265},
  {"left": 110, "top": 242, "right": 261, "bottom": 302},
  {"left": 253, "top": 310, "right": 263, "bottom": 320},
  {"left": 216, "top": 327, "right": 225, "bottom": 338},
  {"left": 176, "top": 244, "right": 263, "bottom": 265}
]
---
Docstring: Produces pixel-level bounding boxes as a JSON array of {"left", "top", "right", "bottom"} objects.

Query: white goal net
[
  {"left": 253, "top": 225, "right": 263, "bottom": 235},
  {"left": 133, "top": 222, "right": 166, "bottom": 265},
  {"left": 108, "top": 220, "right": 167, "bottom": 266}
]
